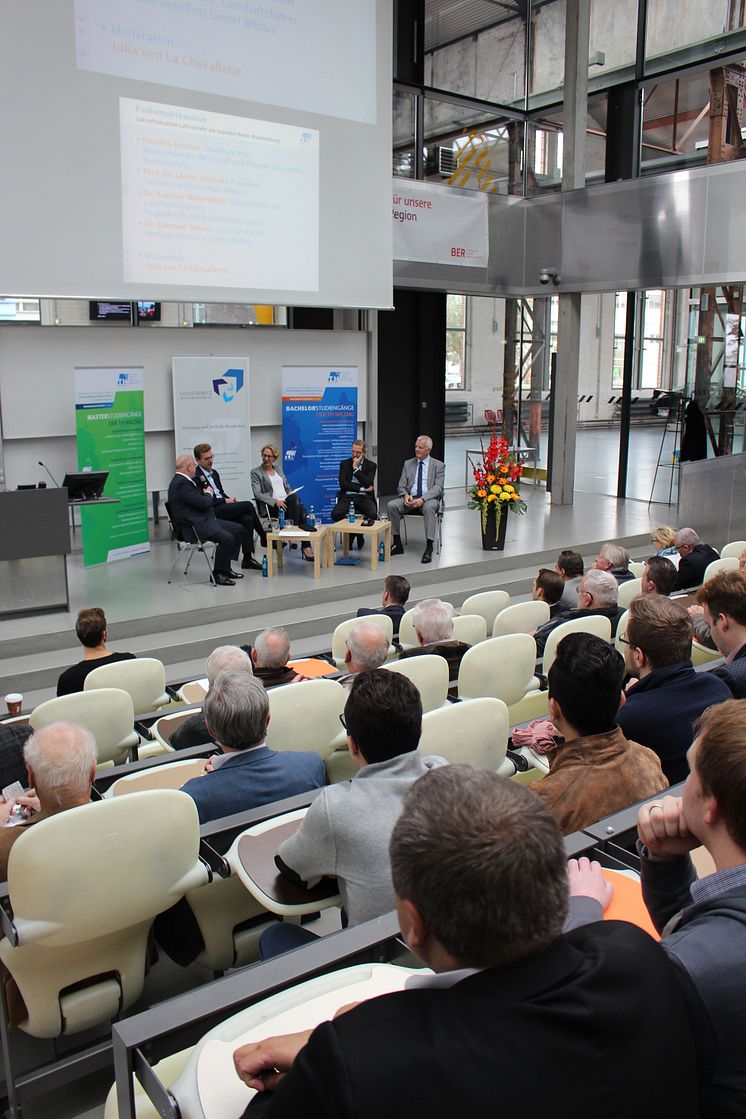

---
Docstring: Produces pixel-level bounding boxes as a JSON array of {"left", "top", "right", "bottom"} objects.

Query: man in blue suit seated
[{"left": 181, "top": 671, "right": 325, "bottom": 825}]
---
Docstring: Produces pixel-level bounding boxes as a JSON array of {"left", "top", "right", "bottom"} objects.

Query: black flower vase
[{"left": 481, "top": 506, "right": 508, "bottom": 551}]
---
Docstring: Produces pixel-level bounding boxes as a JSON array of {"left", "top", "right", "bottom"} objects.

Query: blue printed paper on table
[{"left": 281, "top": 366, "right": 358, "bottom": 521}]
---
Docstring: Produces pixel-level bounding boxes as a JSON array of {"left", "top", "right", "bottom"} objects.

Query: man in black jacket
[
  {"left": 194, "top": 443, "right": 264, "bottom": 570},
  {"left": 331, "top": 440, "right": 377, "bottom": 547},
  {"left": 534, "top": 569, "right": 625, "bottom": 658},
  {"left": 167, "top": 454, "right": 243, "bottom": 586},
  {"left": 697, "top": 570, "right": 746, "bottom": 698},
  {"left": 616, "top": 594, "right": 730, "bottom": 781},
  {"left": 673, "top": 527, "right": 719, "bottom": 591},
  {"left": 234, "top": 766, "right": 699, "bottom": 1119}
]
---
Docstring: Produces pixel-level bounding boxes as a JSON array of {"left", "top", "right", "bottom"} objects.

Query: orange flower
[
  {"left": 477, "top": 488, "right": 487, "bottom": 498},
  {"left": 487, "top": 493, "right": 497, "bottom": 502}
]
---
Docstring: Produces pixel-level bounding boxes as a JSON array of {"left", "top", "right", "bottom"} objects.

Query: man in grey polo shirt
[{"left": 261, "top": 669, "right": 446, "bottom": 956}]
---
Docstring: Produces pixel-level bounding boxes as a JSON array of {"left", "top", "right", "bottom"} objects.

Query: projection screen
[{"left": 0, "top": 0, "right": 393, "bottom": 309}]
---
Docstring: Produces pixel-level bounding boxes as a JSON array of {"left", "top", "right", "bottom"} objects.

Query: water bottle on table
[
  {"left": 348, "top": 501, "right": 356, "bottom": 524},
  {"left": 307, "top": 505, "right": 316, "bottom": 529},
  {"left": 278, "top": 506, "right": 286, "bottom": 530}
]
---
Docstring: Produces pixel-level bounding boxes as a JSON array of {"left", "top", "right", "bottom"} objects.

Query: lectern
[{"left": 0, "top": 489, "right": 70, "bottom": 616}]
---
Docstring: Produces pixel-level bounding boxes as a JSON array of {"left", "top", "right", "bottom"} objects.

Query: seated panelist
[
  {"left": 194, "top": 442, "right": 264, "bottom": 571},
  {"left": 250, "top": 444, "right": 313, "bottom": 562},
  {"left": 332, "top": 440, "right": 377, "bottom": 522},
  {"left": 332, "top": 439, "right": 377, "bottom": 548},
  {"left": 388, "top": 435, "right": 445, "bottom": 565}
]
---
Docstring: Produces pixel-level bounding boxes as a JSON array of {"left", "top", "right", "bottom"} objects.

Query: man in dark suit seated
[
  {"left": 357, "top": 575, "right": 410, "bottom": 641},
  {"left": 398, "top": 598, "right": 469, "bottom": 677},
  {"left": 180, "top": 670, "right": 325, "bottom": 825},
  {"left": 194, "top": 443, "right": 265, "bottom": 571},
  {"left": 167, "top": 454, "right": 244, "bottom": 586},
  {"left": 534, "top": 570, "right": 625, "bottom": 658},
  {"left": 673, "top": 527, "right": 719, "bottom": 591},
  {"left": 234, "top": 766, "right": 699, "bottom": 1119},
  {"left": 331, "top": 439, "right": 377, "bottom": 549},
  {"left": 532, "top": 568, "right": 571, "bottom": 622},
  {"left": 697, "top": 570, "right": 746, "bottom": 698}
]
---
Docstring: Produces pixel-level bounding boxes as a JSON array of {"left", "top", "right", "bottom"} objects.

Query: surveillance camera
[
  {"left": 539, "top": 269, "right": 550, "bottom": 286},
  {"left": 539, "top": 267, "right": 560, "bottom": 287}
]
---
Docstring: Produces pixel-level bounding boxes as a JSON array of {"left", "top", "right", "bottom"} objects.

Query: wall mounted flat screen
[
  {"left": 88, "top": 301, "right": 133, "bottom": 323},
  {"left": 1, "top": 2, "right": 393, "bottom": 310},
  {"left": 135, "top": 301, "right": 161, "bottom": 323}
]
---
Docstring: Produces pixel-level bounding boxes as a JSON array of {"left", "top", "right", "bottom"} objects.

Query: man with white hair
[
  {"left": 387, "top": 435, "right": 445, "bottom": 564},
  {"left": 399, "top": 598, "right": 470, "bottom": 677},
  {"left": 246, "top": 628, "right": 304, "bottom": 688},
  {"left": 180, "top": 671, "right": 325, "bottom": 825},
  {"left": 673, "top": 527, "right": 719, "bottom": 592},
  {"left": 534, "top": 569, "right": 625, "bottom": 658},
  {"left": 167, "top": 453, "right": 244, "bottom": 586},
  {"left": 593, "top": 543, "right": 634, "bottom": 584},
  {"left": 335, "top": 621, "right": 391, "bottom": 689},
  {"left": 0, "top": 722, "right": 97, "bottom": 879},
  {"left": 170, "top": 645, "right": 253, "bottom": 750}
]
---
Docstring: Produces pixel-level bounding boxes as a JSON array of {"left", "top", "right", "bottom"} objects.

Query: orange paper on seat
[
  {"left": 288, "top": 658, "right": 338, "bottom": 678},
  {"left": 602, "top": 869, "right": 659, "bottom": 939}
]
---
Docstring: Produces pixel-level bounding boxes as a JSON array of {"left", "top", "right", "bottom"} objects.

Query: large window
[
  {"left": 446, "top": 294, "right": 466, "bottom": 388},
  {"left": 613, "top": 290, "right": 667, "bottom": 389}
]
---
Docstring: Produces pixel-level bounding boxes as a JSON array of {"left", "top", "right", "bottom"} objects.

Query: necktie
[{"left": 416, "top": 461, "right": 423, "bottom": 498}]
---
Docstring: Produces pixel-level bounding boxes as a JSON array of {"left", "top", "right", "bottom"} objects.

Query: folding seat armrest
[{"left": 0, "top": 885, "right": 19, "bottom": 947}]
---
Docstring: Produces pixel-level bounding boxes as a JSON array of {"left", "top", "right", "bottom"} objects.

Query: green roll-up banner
[{"left": 74, "top": 366, "right": 149, "bottom": 567}]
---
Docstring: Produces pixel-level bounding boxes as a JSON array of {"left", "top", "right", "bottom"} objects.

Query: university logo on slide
[
  {"left": 117, "top": 372, "right": 129, "bottom": 385},
  {"left": 327, "top": 370, "right": 342, "bottom": 383},
  {"left": 212, "top": 368, "right": 245, "bottom": 403}
]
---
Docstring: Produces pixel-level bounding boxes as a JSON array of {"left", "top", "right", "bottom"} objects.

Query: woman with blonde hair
[
  {"left": 651, "top": 525, "right": 680, "bottom": 567},
  {"left": 250, "top": 444, "right": 313, "bottom": 561}
]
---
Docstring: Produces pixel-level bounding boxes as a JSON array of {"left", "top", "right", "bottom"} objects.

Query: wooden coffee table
[
  {"left": 326, "top": 517, "right": 392, "bottom": 572},
  {"left": 265, "top": 524, "right": 330, "bottom": 580}
]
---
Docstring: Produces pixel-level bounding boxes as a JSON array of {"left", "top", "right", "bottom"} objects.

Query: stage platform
[{"left": 0, "top": 486, "right": 666, "bottom": 708}]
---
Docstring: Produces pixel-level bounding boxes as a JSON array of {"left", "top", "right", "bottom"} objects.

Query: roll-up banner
[
  {"left": 74, "top": 366, "right": 149, "bottom": 567},
  {"left": 172, "top": 357, "right": 251, "bottom": 498},
  {"left": 281, "top": 366, "right": 358, "bottom": 520}
]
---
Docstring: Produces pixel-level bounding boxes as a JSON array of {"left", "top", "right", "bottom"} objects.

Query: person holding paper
[{"left": 250, "top": 445, "right": 313, "bottom": 562}]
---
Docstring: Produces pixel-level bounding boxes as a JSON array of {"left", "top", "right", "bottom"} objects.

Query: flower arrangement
[{"left": 467, "top": 435, "right": 528, "bottom": 532}]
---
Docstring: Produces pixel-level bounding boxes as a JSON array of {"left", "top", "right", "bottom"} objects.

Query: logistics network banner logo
[{"left": 212, "top": 369, "right": 245, "bottom": 403}]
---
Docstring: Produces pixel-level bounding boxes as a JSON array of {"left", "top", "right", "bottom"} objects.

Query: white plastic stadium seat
[
  {"left": 617, "top": 578, "right": 643, "bottom": 608},
  {"left": 418, "top": 697, "right": 509, "bottom": 772},
  {"left": 542, "top": 615, "right": 612, "bottom": 674},
  {"left": 452, "top": 613, "right": 488, "bottom": 646},
  {"left": 703, "top": 557, "right": 738, "bottom": 584},
  {"left": 461, "top": 590, "right": 510, "bottom": 633},
  {"left": 457, "top": 633, "right": 538, "bottom": 708},
  {"left": 492, "top": 600, "right": 550, "bottom": 637},
  {"left": 382, "top": 654, "right": 449, "bottom": 712},
  {"left": 30, "top": 689, "right": 138, "bottom": 766},
  {"left": 84, "top": 657, "right": 171, "bottom": 713},
  {"left": 266, "top": 678, "right": 346, "bottom": 759},
  {"left": 721, "top": 540, "right": 746, "bottom": 560}
]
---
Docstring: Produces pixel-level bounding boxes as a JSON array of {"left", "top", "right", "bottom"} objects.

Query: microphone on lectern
[{"left": 38, "top": 461, "right": 60, "bottom": 487}]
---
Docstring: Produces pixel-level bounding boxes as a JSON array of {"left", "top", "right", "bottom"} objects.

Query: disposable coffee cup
[{"left": 5, "top": 694, "right": 23, "bottom": 716}]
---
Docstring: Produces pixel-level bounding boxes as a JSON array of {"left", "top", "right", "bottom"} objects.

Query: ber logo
[
  {"left": 212, "top": 368, "right": 245, "bottom": 403},
  {"left": 450, "top": 246, "right": 467, "bottom": 258}
]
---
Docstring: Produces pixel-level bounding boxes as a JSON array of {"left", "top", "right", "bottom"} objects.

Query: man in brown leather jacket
[{"left": 532, "top": 631, "right": 667, "bottom": 834}]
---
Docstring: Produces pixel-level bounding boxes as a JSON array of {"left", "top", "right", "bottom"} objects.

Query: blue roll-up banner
[{"left": 281, "top": 366, "right": 359, "bottom": 521}]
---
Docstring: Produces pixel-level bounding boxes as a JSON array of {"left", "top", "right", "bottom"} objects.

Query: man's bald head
[
  {"left": 175, "top": 454, "right": 196, "bottom": 476},
  {"left": 345, "top": 622, "right": 390, "bottom": 673},
  {"left": 24, "top": 723, "right": 97, "bottom": 809}
]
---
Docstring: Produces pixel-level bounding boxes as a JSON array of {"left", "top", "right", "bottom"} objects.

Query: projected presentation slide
[
  {"left": 75, "top": 0, "right": 376, "bottom": 124},
  {"left": 120, "top": 98, "right": 319, "bottom": 291}
]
